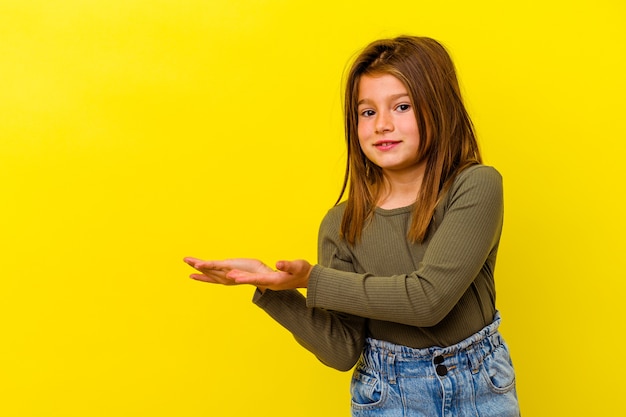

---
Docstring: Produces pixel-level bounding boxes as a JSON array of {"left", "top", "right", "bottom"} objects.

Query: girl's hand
[
  {"left": 184, "top": 257, "right": 312, "bottom": 291},
  {"left": 228, "top": 259, "right": 313, "bottom": 291},
  {"left": 184, "top": 257, "right": 273, "bottom": 289}
]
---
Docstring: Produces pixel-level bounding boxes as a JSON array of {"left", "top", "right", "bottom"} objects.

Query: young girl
[{"left": 185, "top": 36, "right": 520, "bottom": 416}]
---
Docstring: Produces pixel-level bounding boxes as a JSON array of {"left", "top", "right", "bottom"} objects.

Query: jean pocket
[
  {"left": 350, "top": 365, "right": 387, "bottom": 409},
  {"left": 479, "top": 344, "right": 516, "bottom": 394}
]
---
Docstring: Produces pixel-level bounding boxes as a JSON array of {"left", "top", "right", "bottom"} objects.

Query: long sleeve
[
  {"left": 307, "top": 165, "right": 503, "bottom": 328},
  {"left": 254, "top": 165, "right": 504, "bottom": 364},
  {"left": 252, "top": 218, "right": 367, "bottom": 371}
]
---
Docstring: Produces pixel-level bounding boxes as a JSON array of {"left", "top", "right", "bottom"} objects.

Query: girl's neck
[{"left": 376, "top": 167, "right": 425, "bottom": 209}]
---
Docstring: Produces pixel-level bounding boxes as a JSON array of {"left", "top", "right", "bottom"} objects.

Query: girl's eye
[
  {"left": 360, "top": 109, "right": 375, "bottom": 117},
  {"left": 396, "top": 104, "right": 411, "bottom": 112}
]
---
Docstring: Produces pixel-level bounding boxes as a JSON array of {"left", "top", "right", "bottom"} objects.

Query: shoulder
[
  {"left": 455, "top": 164, "right": 502, "bottom": 185},
  {"left": 451, "top": 165, "right": 502, "bottom": 194},
  {"left": 444, "top": 165, "right": 503, "bottom": 207},
  {"left": 317, "top": 202, "right": 351, "bottom": 257},
  {"left": 319, "top": 201, "right": 347, "bottom": 234}
]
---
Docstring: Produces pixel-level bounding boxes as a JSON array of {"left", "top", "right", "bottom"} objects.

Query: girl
[{"left": 185, "top": 36, "right": 520, "bottom": 416}]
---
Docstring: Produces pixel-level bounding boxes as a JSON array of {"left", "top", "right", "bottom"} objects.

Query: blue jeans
[{"left": 351, "top": 312, "right": 520, "bottom": 416}]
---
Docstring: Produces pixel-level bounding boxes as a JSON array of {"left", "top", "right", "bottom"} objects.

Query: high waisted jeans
[{"left": 350, "top": 312, "right": 520, "bottom": 416}]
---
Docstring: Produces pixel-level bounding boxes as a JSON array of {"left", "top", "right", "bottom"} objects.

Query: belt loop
[
  {"left": 387, "top": 351, "right": 397, "bottom": 384},
  {"left": 466, "top": 343, "right": 482, "bottom": 375}
]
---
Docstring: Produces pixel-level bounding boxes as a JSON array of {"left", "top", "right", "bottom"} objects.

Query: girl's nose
[{"left": 375, "top": 111, "right": 393, "bottom": 134}]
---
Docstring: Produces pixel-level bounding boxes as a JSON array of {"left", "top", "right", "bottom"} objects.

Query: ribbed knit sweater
[{"left": 253, "top": 165, "right": 503, "bottom": 371}]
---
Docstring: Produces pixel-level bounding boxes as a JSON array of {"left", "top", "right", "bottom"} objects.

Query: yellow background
[{"left": 1, "top": 0, "right": 624, "bottom": 415}]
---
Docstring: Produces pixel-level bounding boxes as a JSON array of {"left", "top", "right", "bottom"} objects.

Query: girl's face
[{"left": 357, "top": 73, "right": 424, "bottom": 179}]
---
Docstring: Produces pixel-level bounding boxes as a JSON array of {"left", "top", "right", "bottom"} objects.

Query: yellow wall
[{"left": 1, "top": 0, "right": 624, "bottom": 415}]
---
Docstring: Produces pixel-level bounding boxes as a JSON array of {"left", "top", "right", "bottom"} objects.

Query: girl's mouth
[{"left": 374, "top": 141, "right": 401, "bottom": 150}]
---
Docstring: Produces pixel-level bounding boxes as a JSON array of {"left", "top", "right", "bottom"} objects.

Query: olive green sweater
[{"left": 253, "top": 165, "right": 503, "bottom": 371}]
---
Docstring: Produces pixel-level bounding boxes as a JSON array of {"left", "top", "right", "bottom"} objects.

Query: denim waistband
[{"left": 361, "top": 311, "right": 504, "bottom": 380}]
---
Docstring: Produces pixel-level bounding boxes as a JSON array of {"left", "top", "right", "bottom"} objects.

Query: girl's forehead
[{"left": 357, "top": 74, "right": 408, "bottom": 97}]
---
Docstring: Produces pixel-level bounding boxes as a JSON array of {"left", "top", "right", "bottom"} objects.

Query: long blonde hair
[{"left": 338, "top": 36, "right": 482, "bottom": 244}]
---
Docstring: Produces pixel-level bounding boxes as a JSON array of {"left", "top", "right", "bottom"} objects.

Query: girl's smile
[{"left": 374, "top": 140, "right": 401, "bottom": 150}]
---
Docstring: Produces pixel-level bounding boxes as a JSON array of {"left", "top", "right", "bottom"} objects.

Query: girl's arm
[
  {"left": 307, "top": 166, "right": 504, "bottom": 327},
  {"left": 252, "top": 289, "right": 366, "bottom": 371},
  {"left": 228, "top": 166, "right": 504, "bottom": 328},
  {"left": 185, "top": 221, "right": 368, "bottom": 371}
]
